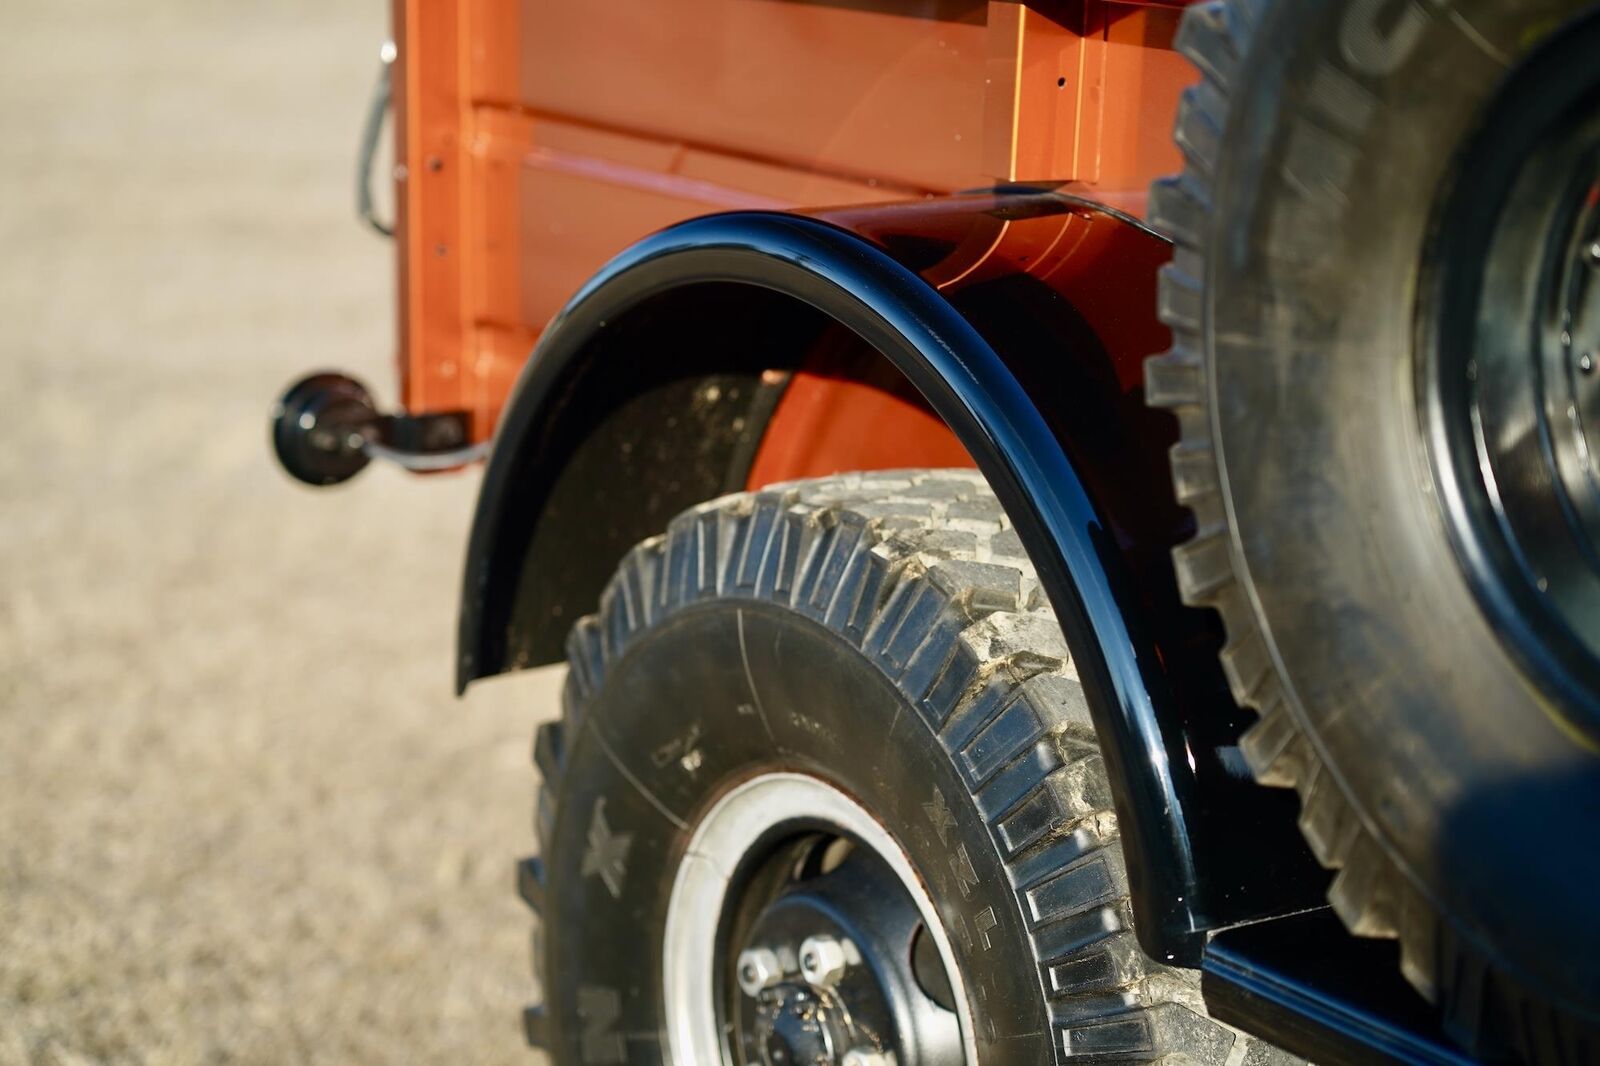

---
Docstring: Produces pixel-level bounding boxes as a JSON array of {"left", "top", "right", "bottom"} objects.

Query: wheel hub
[
  {"left": 1423, "top": 51, "right": 1600, "bottom": 737},
  {"left": 730, "top": 846, "right": 956, "bottom": 1066},
  {"left": 662, "top": 773, "right": 972, "bottom": 1066},
  {"left": 751, "top": 983, "right": 846, "bottom": 1065}
]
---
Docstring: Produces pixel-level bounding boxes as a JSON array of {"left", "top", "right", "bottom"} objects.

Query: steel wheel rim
[
  {"left": 1421, "top": 15, "right": 1600, "bottom": 740},
  {"left": 663, "top": 771, "right": 977, "bottom": 1066}
]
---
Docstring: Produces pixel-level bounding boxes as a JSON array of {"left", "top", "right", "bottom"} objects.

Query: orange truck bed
[{"left": 390, "top": 0, "right": 1192, "bottom": 441}]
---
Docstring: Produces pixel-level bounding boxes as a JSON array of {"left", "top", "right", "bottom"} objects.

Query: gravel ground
[{"left": 0, "top": 2, "right": 557, "bottom": 1062}]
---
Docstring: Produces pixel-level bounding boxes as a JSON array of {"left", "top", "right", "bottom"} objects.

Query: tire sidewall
[{"left": 540, "top": 602, "right": 1059, "bottom": 1065}]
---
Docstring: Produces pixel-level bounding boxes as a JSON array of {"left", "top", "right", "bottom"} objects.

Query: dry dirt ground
[{"left": 0, "top": 2, "right": 559, "bottom": 1062}]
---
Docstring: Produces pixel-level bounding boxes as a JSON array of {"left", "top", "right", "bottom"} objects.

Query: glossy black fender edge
[{"left": 458, "top": 204, "right": 1325, "bottom": 966}]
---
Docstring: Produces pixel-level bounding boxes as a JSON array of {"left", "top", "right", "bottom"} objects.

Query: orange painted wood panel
[
  {"left": 519, "top": 0, "right": 991, "bottom": 194},
  {"left": 392, "top": 0, "right": 1189, "bottom": 441}
]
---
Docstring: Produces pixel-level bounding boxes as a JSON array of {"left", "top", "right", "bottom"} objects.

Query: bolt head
[
  {"left": 735, "top": 947, "right": 784, "bottom": 997},
  {"left": 797, "top": 934, "right": 856, "bottom": 987}
]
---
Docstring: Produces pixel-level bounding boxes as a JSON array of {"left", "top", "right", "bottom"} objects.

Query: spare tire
[{"left": 1146, "top": 0, "right": 1600, "bottom": 1059}]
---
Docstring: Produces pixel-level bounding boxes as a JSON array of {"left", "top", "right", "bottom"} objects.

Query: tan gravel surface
[{"left": 0, "top": 2, "right": 557, "bottom": 1062}]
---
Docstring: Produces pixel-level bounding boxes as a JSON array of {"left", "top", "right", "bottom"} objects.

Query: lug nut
[
  {"left": 736, "top": 947, "right": 784, "bottom": 997},
  {"left": 842, "top": 1049, "right": 894, "bottom": 1066},
  {"left": 798, "top": 934, "right": 857, "bottom": 987}
]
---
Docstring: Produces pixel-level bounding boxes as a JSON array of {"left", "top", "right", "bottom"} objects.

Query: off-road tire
[
  {"left": 517, "top": 470, "right": 1296, "bottom": 1064},
  {"left": 1149, "top": 1, "right": 1600, "bottom": 1060}
]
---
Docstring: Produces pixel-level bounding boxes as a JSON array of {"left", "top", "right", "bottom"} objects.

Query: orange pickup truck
[{"left": 272, "top": 2, "right": 1600, "bottom": 1062}]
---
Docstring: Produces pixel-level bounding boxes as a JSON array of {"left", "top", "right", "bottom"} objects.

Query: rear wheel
[{"left": 518, "top": 470, "right": 1295, "bottom": 1064}]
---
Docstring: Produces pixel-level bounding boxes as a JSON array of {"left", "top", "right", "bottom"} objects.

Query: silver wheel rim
[{"left": 663, "top": 771, "right": 977, "bottom": 1065}]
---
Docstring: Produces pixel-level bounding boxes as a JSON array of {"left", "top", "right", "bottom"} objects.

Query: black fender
[{"left": 457, "top": 193, "right": 1327, "bottom": 964}]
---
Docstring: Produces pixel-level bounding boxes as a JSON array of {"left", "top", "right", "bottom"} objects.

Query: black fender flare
[{"left": 458, "top": 201, "right": 1324, "bottom": 963}]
